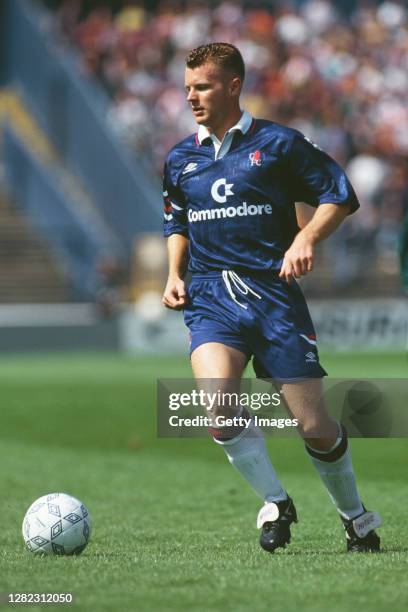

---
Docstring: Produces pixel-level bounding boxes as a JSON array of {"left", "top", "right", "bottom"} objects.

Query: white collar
[{"left": 197, "top": 110, "right": 253, "bottom": 144}]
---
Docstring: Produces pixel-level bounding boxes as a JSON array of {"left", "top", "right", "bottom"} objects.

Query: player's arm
[
  {"left": 295, "top": 202, "right": 315, "bottom": 229},
  {"left": 279, "top": 202, "right": 350, "bottom": 283},
  {"left": 162, "top": 156, "right": 189, "bottom": 309},
  {"left": 282, "top": 132, "right": 359, "bottom": 283},
  {"left": 162, "top": 233, "right": 189, "bottom": 310}
]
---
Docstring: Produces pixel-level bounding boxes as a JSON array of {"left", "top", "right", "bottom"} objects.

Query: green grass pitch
[{"left": 0, "top": 351, "right": 407, "bottom": 611}]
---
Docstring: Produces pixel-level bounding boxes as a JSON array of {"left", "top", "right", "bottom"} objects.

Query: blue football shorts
[{"left": 183, "top": 270, "right": 327, "bottom": 381}]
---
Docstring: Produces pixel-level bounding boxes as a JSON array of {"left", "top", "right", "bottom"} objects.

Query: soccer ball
[{"left": 22, "top": 493, "right": 92, "bottom": 555}]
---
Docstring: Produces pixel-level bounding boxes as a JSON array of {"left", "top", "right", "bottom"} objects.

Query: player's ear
[{"left": 230, "top": 76, "right": 242, "bottom": 97}]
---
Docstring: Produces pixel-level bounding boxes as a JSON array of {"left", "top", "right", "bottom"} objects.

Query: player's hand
[
  {"left": 162, "top": 276, "right": 188, "bottom": 310},
  {"left": 279, "top": 232, "right": 314, "bottom": 284}
]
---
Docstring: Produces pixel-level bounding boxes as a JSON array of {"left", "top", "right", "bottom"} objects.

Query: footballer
[{"left": 162, "top": 43, "right": 381, "bottom": 553}]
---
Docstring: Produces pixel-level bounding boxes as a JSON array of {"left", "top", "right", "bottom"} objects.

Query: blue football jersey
[{"left": 163, "top": 118, "right": 359, "bottom": 273}]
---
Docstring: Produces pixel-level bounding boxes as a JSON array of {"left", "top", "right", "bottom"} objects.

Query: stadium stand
[
  {"left": 0, "top": 191, "right": 68, "bottom": 302},
  {"left": 0, "top": 0, "right": 160, "bottom": 305}
]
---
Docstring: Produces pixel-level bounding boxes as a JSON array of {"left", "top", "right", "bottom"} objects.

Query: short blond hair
[{"left": 186, "top": 43, "right": 245, "bottom": 81}]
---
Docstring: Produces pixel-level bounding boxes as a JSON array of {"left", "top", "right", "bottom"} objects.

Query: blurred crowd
[{"left": 47, "top": 0, "right": 408, "bottom": 289}]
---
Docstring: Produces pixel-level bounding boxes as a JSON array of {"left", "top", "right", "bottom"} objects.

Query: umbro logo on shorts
[{"left": 305, "top": 351, "right": 317, "bottom": 363}]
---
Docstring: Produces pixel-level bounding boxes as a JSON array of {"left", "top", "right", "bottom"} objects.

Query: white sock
[
  {"left": 214, "top": 420, "right": 287, "bottom": 503},
  {"left": 307, "top": 436, "right": 364, "bottom": 520}
]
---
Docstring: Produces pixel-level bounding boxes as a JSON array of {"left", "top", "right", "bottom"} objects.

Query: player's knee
[{"left": 204, "top": 386, "right": 243, "bottom": 419}]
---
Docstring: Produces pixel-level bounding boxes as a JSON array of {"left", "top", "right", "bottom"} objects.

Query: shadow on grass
[{"left": 274, "top": 547, "right": 408, "bottom": 556}]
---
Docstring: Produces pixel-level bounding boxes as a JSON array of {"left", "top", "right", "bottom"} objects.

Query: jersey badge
[{"left": 249, "top": 150, "right": 262, "bottom": 167}]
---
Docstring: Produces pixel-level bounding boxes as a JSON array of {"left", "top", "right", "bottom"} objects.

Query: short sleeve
[
  {"left": 163, "top": 161, "right": 189, "bottom": 238},
  {"left": 288, "top": 135, "right": 360, "bottom": 213}
]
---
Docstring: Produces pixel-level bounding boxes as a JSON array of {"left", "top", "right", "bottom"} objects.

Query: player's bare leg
[
  {"left": 278, "top": 379, "right": 338, "bottom": 450},
  {"left": 191, "top": 343, "right": 294, "bottom": 552},
  {"left": 277, "top": 379, "right": 381, "bottom": 551},
  {"left": 191, "top": 341, "right": 246, "bottom": 379},
  {"left": 191, "top": 341, "right": 248, "bottom": 425}
]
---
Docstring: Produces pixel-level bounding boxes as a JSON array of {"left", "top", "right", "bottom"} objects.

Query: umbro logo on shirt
[{"left": 182, "top": 162, "right": 198, "bottom": 174}]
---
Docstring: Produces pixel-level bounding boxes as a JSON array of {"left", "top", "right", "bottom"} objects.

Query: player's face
[{"left": 185, "top": 62, "right": 240, "bottom": 130}]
